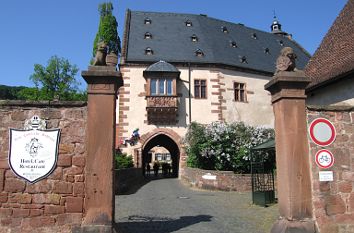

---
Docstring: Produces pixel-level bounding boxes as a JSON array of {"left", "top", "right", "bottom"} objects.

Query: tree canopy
[
  {"left": 18, "top": 56, "right": 86, "bottom": 101},
  {"left": 92, "top": 2, "right": 121, "bottom": 57}
]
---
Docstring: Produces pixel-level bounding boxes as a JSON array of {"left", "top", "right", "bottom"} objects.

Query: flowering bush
[{"left": 184, "top": 121, "right": 274, "bottom": 173}]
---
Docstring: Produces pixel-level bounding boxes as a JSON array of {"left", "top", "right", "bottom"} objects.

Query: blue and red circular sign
[
  {"left": 315, "top": 149, "right": 334, "bottom": 169},
  {"left": 309, "top": 118, "right": 336, "bottom": 147}
]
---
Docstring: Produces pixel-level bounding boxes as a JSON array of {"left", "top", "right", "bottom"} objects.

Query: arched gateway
[{"left": 140, "top": 128, "right": 185, "bottom": 177}]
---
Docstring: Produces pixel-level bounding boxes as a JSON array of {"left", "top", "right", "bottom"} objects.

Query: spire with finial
[{"left": 270, "top": 12, "right": 288, "bottom": 37}]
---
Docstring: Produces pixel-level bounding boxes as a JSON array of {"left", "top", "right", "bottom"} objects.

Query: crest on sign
[{"left": 8, "top": 115, "right": 60, "bottom": 183}]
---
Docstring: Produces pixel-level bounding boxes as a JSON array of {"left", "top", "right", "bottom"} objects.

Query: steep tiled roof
[
  {"left": 305, "top": 0, "right": 354, "bottom": 90},
  {"left": 122, "top": 10, "right": 310, "bottom": 75}
]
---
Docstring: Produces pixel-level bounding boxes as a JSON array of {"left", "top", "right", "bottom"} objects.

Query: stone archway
[{"left": 140, "top": 128, "right": 186, "bottom": 177}]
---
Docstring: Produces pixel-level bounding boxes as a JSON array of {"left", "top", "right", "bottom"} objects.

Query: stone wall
[
  {"left": 181, "top": 167, "right": 251, "bottom": 192},
  {"left": 0, "top": 100, "right": 87, "bottom": 232},
  {"left": 307, "top": 105, "right": 354, "bottom": 233}
]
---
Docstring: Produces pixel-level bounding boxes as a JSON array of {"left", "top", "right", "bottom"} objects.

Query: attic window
[
  {"left": 239, "top": 56, "right": 247, "bottom": 64},
  {"left": 230, "top": 41, "right": 237, "bottom": 48},
  {"left": 185, "top": 20, "right": 192, "bottom": 27},
  {"left": 191, "top": 34, "right": 198, "bottom": 42},
  {"left": 145, "top": 47, "right": 153, "bottom": 55},
  {"left": 279, "top": 40, "right": 284, "bottom": 46},
  {"left": 144, "top": 32, "right": 152, "bottom": 39},
  {"left": 195, "top": 49, "right": 204, "bottom": 57},
  {"left": 144, "top": 18, "right": 151, "bottom": 24},
  {"left": 264, "top": 48, "right": 270, "bottom": 54},
  {"left": 252, "top": 33, "right": 257, "bottom": 39},
  {"left": 221, "top": 26, "right": 229, "bottom": 33}
]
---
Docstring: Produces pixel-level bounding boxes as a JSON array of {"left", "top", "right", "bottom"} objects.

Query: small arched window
[
  {"left": 195, "top": 49, "right": 204, "bottom": 57},
  {"left": 264, "top": 48, "right": 270, "bottom": 54},
  {"left": 185, "top": 20, "right": 192, "bottom": 27},
  {"left": 230, "top": 41, "right": 237, "bottom": 48},
  {"left": 239, "top": 56, "right": 247, "bottom": 64},
  {"left": 144, "top": 32, "right": 152, "bottom": 39},
  {"left": 252, "top": 33, "right": 257, "bottom": 39},
  {"left": 221, "top": 26, "right": 229, "bottom": 33},
  {"left": 191, "top": 34, "right": 198, "bottom": 42},
  {"left": 144, "top": 18, "right": 152, "bottom": 25},
  {"left": 279, "top": 40, "right": 284, "bottom": 46},
  {"left": 145, "top": 47, "right": 153, "bottom": 55}
]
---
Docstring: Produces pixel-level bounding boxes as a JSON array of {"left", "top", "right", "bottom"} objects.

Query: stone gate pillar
[
  {"left": 81, "top": 66, "right": 122, "bottom": 232},
  {"left": 265, "top": 71, "right": 316, "bottom": 232}
]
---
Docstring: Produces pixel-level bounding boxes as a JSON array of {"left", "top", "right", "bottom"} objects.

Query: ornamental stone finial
[
  {"left": 275, "top": 47, "right": 297, "bottom": 74},
  {"left": 93, "top": 41, "right": 107, "bottom": 66}
]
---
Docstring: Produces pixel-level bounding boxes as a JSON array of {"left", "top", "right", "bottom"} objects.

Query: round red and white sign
[
  {"left": 315, "top": 149, "right": 334, "bottom": 169},
  {"left": 309, "top": 118, "right": 336, "bottom": 146}
]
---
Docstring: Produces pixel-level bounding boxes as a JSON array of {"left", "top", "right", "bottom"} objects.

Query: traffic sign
[
  {"left": 315, "top": 149, "right": 334, "bottom": 169},
  {"left": 309, "top": 118, "right": 336, "bottom": 146}
]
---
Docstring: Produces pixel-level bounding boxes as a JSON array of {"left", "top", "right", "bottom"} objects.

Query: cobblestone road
[{"left": 115, "top": 178, "right": 277, "bottom": 233}]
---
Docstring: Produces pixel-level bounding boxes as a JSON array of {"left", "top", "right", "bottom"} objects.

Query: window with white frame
[{"left": 150, "top": 78, "right": 173, "bottom": 96}]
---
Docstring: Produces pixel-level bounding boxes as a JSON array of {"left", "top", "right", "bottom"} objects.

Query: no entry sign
[
  {"left": 315, "top": 149, "right": 334, "bottom": 169},
  {"left": 309, "top": 118, "right": 336, "bottom": 146}
]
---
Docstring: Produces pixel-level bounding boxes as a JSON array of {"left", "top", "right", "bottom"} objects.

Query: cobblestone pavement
[{"left": 115, "top": 178, "right": 278, "bottom": 233}]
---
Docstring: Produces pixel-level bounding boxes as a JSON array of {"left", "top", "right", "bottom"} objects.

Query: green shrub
[
  {"left": 184, "top": 121, "right": 274, "bottom": 173},
  {"left": 115, "top": 153, "right": 134, "bottom": 169}
]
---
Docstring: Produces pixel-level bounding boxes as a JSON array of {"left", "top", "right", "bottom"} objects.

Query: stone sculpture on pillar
[
  {"left": 265, "top": 48, "right": 316, "bottom": 233},
  {"left": 275, "top": 47, "right": 297, "bottom": 74}
]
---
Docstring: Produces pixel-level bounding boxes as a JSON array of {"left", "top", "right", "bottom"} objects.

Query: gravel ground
[{"left": 115, "top": 178, "right": 278, "bottom": 233}]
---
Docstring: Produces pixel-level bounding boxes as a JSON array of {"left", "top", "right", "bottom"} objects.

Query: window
[
  {"left": 144, "top": 18, "right": 151, "bottom": 24},
  {"left": 185, "top": 20, "right": 192, "bottom": 27},
  {"left": 195, "top": 49, "right": 204, "bottom": 57},
  {"left": 145, "top": 47, "right": 153, "bottom": 55},
  {"left": 221, "top": 26, "right": 228, "bottom": 33},
  {"left": 230, "top": 41, "right": 237, "bottom": 48},
  {"left": 239, "top": 55, "right": 247, "bottom": 64},
  {"left": 234, "top": 82, "right": 246, "bottom": 102},
  {"left": 279, "top": 40, "right": 284, "bottom": 46},
  {"left": 144, "top": 32, "right": 152, "bottom": 39},
  {"left": 150, "top": 78, "right": 173, "bottom": 96},
  {"left": 264, "top": 48, "right": 270, "bottom": 54},
  {"left": 252, "top": 33, "right": 257, "bottom": 39},
  {"left": 194, "top": 79, "right": 207, "bottom": 99},
  {"left": 191, "top": 34, "right": 198, "bottom": 42}
]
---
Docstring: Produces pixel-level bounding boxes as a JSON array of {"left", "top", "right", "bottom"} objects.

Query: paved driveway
[{"left": 115, "top": 178, "right": 277, "bottom": 233}]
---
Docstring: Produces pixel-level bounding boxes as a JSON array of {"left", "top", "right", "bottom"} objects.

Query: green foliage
[
  {"left": 93, "top": 2, "right": 121, "bottom": 57},
  {"left": 184, "top": 121, "right": 274, "bottom": 173},
  {"left": 115, "top": 152, "right": 134, "bottom": 169},
  {"left": 22, "top": 56, "right": 86, "bottom": 101},
  {"left": 0, "top": 85, "right": 27, "bottom": 100}
]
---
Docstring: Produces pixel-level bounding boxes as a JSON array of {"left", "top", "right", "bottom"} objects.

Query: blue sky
[{"left": 0, "top": 0, "right": 347, "bottom": 90}]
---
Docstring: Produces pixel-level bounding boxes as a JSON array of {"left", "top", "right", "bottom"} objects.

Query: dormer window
[
  {"left": 145, "top": 47, "right": 153, "bottom": 55},
  {"left": 239, "top": 56, "right": 247, "bottom": 64},
  {"left": 221, "top": 26, "right": 229, "bottom": 33},
  {"left": 252, "top": 33, "right": 257, "bottom": 39},
  {"left": 230, "top": 41, "right": 237, "bottom": 48},
  {"left": 195, "top": 49, "right": 204, "bottom": 57},
  {"left": 144, "top": 32, "right": 152, "bottom": 39},
  {"left": 144, "top": 18, "right": 151, "bottom": 25},
  {"left": 264, "top": 48, "right": 270, "bottom": 54},
  {"left": 185, "top": 20, "right": 192, "bottom": 27},
  {"left": 191, "top": 34, "right": 198, "bottom": 42}
]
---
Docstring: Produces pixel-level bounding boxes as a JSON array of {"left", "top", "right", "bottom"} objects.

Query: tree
[
  {"left": 23, "top": 56, "right": 85, "bottom": 101},
  {"left": 92, "top": 2, "right": 121, "bottom": 57}
]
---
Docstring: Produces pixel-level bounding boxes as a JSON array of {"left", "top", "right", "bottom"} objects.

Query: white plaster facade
[{"left": 117, "top": 64, "right": 274, "bottom": 156}]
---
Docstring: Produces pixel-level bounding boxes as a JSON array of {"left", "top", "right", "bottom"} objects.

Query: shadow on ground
[
  {"left": 118, "top": 176, "right": 176, "bottom": 195},
  {"left": 114, "top": 215, "right": 212, "bottom": 233}
]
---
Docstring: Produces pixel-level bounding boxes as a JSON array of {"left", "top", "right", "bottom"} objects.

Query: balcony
[{"left": 146, "top": 96, "right": 178, "bottom": 125}]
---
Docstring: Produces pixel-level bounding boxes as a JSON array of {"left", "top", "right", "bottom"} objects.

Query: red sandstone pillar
[
  {"left": 265, "top": 71, "right": 316, "bottom": 232},
  {"left": 81, "top": 66, "right": 122, "bottom": 232}
]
